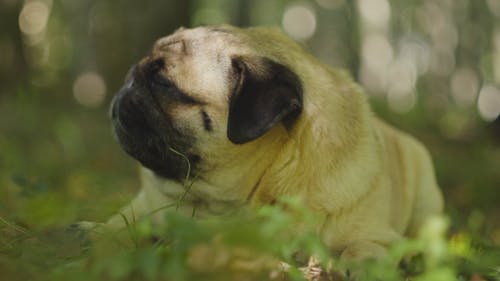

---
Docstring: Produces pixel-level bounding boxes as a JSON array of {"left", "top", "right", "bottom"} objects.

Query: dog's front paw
[
  {"left": 67, "top": 221, "right": 101, "bottom": 232},
  {"left": 65, "top": 221, "right": 105, "bottom": 243}
]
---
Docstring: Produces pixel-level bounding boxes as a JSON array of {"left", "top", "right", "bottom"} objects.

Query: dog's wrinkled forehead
[
  {"left": 149, "top": 26, "right": 246, "bottom": 104},
  {"left": 153, "top": 26, "right": 241, "bottom": 56}
]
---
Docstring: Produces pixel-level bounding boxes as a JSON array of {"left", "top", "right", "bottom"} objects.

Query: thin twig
[
  {"left": 168, "top": 147, "right": 191, "bottom": 187},
  {"left": 0, "top": 215, "right": 29, "bottom": 235}
]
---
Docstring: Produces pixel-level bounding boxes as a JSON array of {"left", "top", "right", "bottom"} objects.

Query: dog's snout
[
  {"left": 111, "top": 57, "right": 171, "bottom": 123},
  {"left": 110, "top": 60, "right": 199, "bottom": 180}
]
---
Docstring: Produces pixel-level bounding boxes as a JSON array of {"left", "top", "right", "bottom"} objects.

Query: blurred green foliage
[
  {"left": 1, "top": 0, "right": 500, "bottom": 280},
  {"left": 2, "top": 198, "right": 500, "bottom": 281}
]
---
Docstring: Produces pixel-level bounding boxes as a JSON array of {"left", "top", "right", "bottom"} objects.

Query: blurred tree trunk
[
  {"left": 345, "top": 0, "right": 360, "bottom": 78},
  {"left": 0, "top": 1, "right": 28, "bottom": 95},
  {"left": 236, "top": 0, "right": 251, "bottom": 26}
]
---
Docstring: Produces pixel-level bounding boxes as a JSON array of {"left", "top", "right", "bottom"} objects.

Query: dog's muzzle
[{"left": 110, "top": 66, "right": 198, "bottom": 180}]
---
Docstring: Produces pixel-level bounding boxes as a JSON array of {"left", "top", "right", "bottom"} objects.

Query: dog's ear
[{"left": 227, "top": 57, "right": 303, "bottom": 144}]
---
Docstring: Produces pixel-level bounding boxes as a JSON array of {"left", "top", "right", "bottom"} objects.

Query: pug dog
[{"left": 101, "top": 25, "right": 443, "bottom": 262}]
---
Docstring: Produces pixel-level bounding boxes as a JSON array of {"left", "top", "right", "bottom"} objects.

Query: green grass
[{"left": 1, "top": 195, "right": 499, "bottom": 281}]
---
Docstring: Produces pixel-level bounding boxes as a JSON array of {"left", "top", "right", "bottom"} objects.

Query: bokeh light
[
  {"left": 477, "top": 85, "right": 500, "bottom": 122},
  {"left": 282, "top": 3, "right": 316, "bottom": 41},
  {"left": 450, "top": 68, "right": 479, "bottom": 108},
  {"left": 398, "top": 37, "right": 431, "bottom": 75},
  {"left": 73, "top": 72, "right": 107, "bottom": 108},
  {"left": 387, "top": 90, "right": 416, "bottom": 114},
  {"left": 18, "top": 0, "right": 51, "bottom": 37},
  {"left": 389, "top": 59, "right": 417, "bottom": 91},
  {"left": 362, "top": 34, "right": 394, "bottom": 72},
  {"left": 359, "top": 33, "right": 393, "bottom": 93},
  {"left": 386, "top": 59, "right": 417, "bottom": 113},
  {"left": 486, "top": 0, "right": 500, "bottom": 18},
  {"left": 357, "top": 0, "right": 391, "bottom": 31}
]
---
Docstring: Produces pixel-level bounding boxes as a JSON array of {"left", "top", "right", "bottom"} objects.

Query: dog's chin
[{"left": 112, "top": 118, "right": 201, "bottom": 180}]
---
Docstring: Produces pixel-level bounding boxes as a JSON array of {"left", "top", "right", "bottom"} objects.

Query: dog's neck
[
  {"left": 145, "top": 130, "right": 288, "bottom": 216},
  {"left": 194, "top": 128, "right": 290, "bottom": 202}
]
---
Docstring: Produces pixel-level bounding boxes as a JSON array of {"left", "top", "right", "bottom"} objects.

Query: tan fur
[{"left": 102, "top": 25, "right": 443, "bottom": 261}]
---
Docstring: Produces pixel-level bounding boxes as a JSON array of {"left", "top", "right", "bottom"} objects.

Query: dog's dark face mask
[{"left": 110, "top": 60, "right": 200, "bottom": 180}]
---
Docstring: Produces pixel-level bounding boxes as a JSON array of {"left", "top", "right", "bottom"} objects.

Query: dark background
[{"left": 1, "top": 0, "right": 499, "bottom": 254}]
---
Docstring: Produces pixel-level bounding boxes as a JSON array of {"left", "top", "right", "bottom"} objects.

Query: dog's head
[{"left": 110, "top": 26, "right": 304, "bottom": 181}]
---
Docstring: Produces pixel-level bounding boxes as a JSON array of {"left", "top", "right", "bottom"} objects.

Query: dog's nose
[
  {"left": 110, "top": 82, "right": 133, "bottom": 121},
  {"left": 110, "top": 66, "right": 143, "bottom": 121},
  {"left": 123, "top": 64, "right": 138, "bottom": 85}
]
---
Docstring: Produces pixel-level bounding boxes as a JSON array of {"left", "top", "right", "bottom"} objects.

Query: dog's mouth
[{"left": 110, "top": 74, "right": 200, "bottom": 181}]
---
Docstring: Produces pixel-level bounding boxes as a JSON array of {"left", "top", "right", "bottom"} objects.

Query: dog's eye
[
  {"left": 152, "top": 74, "right": 199, "bottom": 104},
  {"left": 152, "top": 72, "right": 172, "bottom": 88},
  {"left": 146, "top": 59, "right": 171, "bottom": 87},
  {"left": 201, "top": 110, "right": 213, "bottom": 132},
  {"left": 147, "top": 59, "right": 200, "bottom": 105},
  {"left": 150, "top": 58, "right": 164, "bottom": 72},
  {"left": 147, "top": 59, "right": 166, "bottom": 82}
]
